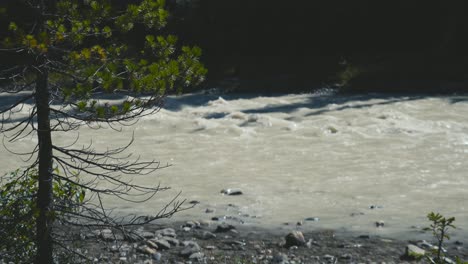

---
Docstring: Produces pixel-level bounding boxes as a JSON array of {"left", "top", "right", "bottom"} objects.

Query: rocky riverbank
[{"left": 67, "top": 219, "right": 467, "bottom": 264}]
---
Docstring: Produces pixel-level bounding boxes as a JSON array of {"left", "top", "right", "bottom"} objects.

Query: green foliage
[
  {"left": 426, "top": 212, "right": 467, "bottom": 264},
  {"left": 2, "top": 0, "right": 207, "bottom": 120},
  {"left": 0, "top": 169, "right": 85, "bottom": 263},
  {"left": 337, "top": 64, "right": 363, "bottom": 87}
]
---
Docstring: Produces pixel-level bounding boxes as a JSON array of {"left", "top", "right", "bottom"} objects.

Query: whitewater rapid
[{"left": 1, "top": 91, "right": 467, "bottom": 239}]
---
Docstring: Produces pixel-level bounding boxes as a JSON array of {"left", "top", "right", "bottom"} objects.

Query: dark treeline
[
  {"left": 2, "top": 1, "right": 468, "bottom": 93},
  {"left": 168, "top": 0, "right": 468, "bottom": 93}
]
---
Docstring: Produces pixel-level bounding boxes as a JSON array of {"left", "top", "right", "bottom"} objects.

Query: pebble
[
  {"left": 182, "top": 227, "right": 191, "bottom": 232},
  {"left": 284, "top": 231, "right": 306, "bottom": 248},
  {"left": 189, "top": 200, "right": 200, "bottom": 204},
  {"left": 304, "top": 217, "right": 320, "bottom": 222},
  {"left": 155, "top": 228, "right": 176, "bottom": 238},
  {"left": 221, "top": 188, "right": 243, "bottom": 195},
  {"left": 146, "top": 240, "right": 158, "bottom": 249},
  {"left": 137, "top": 245, "right": 157, "bottom": 255},
  {"left": 375, "top": 220, "right": 385, "bottom": 227},
  {"left": 150, "top": 238, "right": 171, "bottom": 250}
]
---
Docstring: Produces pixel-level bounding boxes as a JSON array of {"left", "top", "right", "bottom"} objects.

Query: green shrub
[{"left": 0, "top": 169, "right": 85, "bottom": 263}]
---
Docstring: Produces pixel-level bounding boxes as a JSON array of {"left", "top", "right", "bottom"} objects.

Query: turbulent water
[{"left": 1, "top": 90, "right": 468, "bottom": 239}]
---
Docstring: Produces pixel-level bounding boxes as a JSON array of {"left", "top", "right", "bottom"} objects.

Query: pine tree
[{"left": 0, "top": 1, "right": 206, "bottom": 262}]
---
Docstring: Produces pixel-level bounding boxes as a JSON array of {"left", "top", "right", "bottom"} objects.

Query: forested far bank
[{"left": 167, "top": 0, "right": 468, "bottom": 94}]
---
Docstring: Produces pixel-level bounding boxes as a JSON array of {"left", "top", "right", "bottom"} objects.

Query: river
[{"left": 1, "top": 90, "right": 467, "bottom": 239}]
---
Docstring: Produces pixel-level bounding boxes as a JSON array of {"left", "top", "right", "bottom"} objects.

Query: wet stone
[{"left": 221, "top": 188, "right": 243, "bottom": 195}]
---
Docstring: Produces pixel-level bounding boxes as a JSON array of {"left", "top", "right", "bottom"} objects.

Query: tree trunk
[{"left": 35, "top": 69, "right": 54, "bottom": 264}]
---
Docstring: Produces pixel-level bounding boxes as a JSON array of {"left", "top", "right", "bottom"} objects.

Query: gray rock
[
  {"left": 182, "top": 226, "right": 191, "bottom": 232},
  {"left": 137, "top": 245, "right": 157, "bottom": 255},
  {"left": 284, "top": 231, "right": 306, "bottom": 248},
  {"left": 221, "top": 188, "right": 243, "bottom": 195},
  {"left": 188, "top": 252, "right": 204, "bottom": 260},
  {"left": 304, "top": 217, "right": 320, "bottom": 222},
  {"left": 150, "top": 238, "right": 171, "bottom": 250},
  {"left": 180, "top": 241, "right": 201, "bottom": 256},
  {"left": 215, "top": 223, "right": 236, "bottom": 233},
  {"left": 155, "top": 228, "right": 176, "bottom": 238},
  {"left": 146, "top": 240, "right": 159, "bottom": 249},
  {"left": 405, "top": 244, "right": 426, "bottom": 259},
  {"left": 100, "top": 229, "right": 114, "bottom": 241}
]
